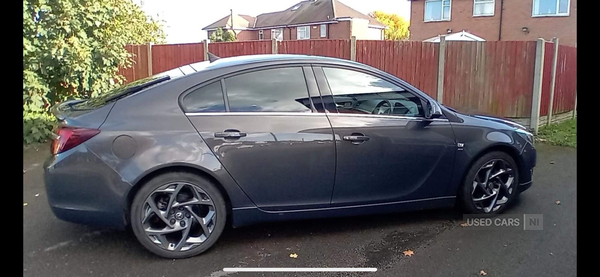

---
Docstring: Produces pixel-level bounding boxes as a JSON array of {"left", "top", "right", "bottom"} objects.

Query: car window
[
  {"left": 182, "top": 81, "right": 226, "bottom": 112},
  {"left": 224, "top": 67, "right": 312, "bottom": 113},
  {"left": 322, "top": 67, "right": 424, "bottom": 117}
]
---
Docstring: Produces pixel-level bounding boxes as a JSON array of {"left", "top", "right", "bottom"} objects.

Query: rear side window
[
  {"left": 182, "top": 81, "right": 226, "bottom": 112},
  {"left": 224, "top": 67, "right": 312, "bottom": 112}
]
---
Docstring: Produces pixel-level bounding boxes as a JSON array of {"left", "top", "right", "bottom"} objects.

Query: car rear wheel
[
  {"left": 130, "top": 171, "right": 226, "bottom": 258},
  {"left": 459, "top": 151, "right": 519, "bottom": 214}
]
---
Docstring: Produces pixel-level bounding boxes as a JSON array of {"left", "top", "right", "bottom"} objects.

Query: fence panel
[
  {"left": 356, "top": 40, "right": 439, "bottom": 98},
  {"left": 117, "top": 44, "right": 151, "bottom": 83},
  {"left": 443, "top": 41, "right": 537, "bottom": 118},
  {"left": 151, "top": 42, "right": 204, "bottom": 74},
  {"left": 208, "top": 41, "right": 272, "bottom": 58},
  {"left": 278, "top": 40, "right": 350, "bottom": 59},
  {"left": 553, "top": 45, "right": 577, "bottom": 114}
]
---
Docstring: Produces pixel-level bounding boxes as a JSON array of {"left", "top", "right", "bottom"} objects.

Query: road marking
[{"left": 223, "top": 268, "right": 377, "bottom": 272}]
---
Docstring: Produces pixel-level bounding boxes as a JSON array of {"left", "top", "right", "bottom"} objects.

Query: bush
[{"left": 23, "top": 112, "right": 56, "bottom": 144}]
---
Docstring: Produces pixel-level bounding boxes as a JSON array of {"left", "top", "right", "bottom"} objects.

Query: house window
[
  {"left": 320, "top": 24, "right": 326, "bottom": 38},
  {"left": 473, "top": 0, "right": 495, "bottom": 16},
  {"left": 532, "top": 0, "right": 570, "bottom": 16},
  {"left": 297, "top": 26, "right": 310, "bottom": 40},
  {"left": 258, "top": 30, "right": 264, "bottom": 40},
  {"left": 425, "top": 0, "right": 451, "bottom": 22},
  {"left": 271, "top": 28, "right": 283, "bottom": 41}
]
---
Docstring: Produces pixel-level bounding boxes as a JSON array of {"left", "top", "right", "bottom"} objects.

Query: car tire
[
  {"left": 130, "top": 171, "right": 227, "bottom": 258},
  {"left": 459, "top": 151, "right": 520, "bottom": 215}
]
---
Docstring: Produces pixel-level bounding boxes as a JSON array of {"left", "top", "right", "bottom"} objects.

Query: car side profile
[{"left": 44, "top": 54, "right": 536, "bottom": 258}]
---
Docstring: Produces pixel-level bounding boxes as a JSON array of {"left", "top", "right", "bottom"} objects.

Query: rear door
[
  {"left": 182, "top": 65, "right": 336, "bottom": 211},
  {"left": 313, "top": 65, "right": 456, "bottom": 205}
]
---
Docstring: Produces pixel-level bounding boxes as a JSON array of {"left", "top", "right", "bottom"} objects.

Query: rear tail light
[{"left": 51, "top": 127, "right": 100, "bottom": 155}]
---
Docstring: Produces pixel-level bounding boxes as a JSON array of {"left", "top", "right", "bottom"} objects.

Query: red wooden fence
[
  {"left": 443, "top": 41, "right": 537, "bottom": 118},
  {"left": 208, "top": 41, "right": 272, "bottom": 58},
  {"left": 540, "top": 44, "right": 577, "bottom": 116},
  {"left": 356, "top": 40, "right": 439, "bottom": 98},
  {"left": 278, "top": 40, "right": 350, "bottom": 59},
  {"left": 118, "top": 39, "right": 576, "bottom": 120}
]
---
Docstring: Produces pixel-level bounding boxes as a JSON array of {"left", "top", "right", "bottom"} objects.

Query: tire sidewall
[
  {"left": 460, "top": 151, "right": 520, "bottom": 215},
  {"left": 130, "top": 171, "right": 227, "bottom": 259}
]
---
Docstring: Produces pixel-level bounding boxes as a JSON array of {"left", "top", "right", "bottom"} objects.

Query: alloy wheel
[
  {"left": 141, "top": 182, "right": 216, "bottom": 252},
  {"left": 471, "top": 159, "right": 515, "bottom": 213}
]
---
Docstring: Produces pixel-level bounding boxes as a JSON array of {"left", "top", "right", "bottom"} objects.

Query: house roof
[
  {"left": 202, "top": 0, "right": 385, "bottom": 31},
  {"left": 423, "top": 30, "right": 486, "bottom": 42},
  {"left": 202, "top": 14, "right": 256, "bottom": 30}
]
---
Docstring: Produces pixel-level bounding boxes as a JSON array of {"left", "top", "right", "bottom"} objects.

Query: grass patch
[{"left": 536, "top": 118, "right": 577, "bottom": 147}]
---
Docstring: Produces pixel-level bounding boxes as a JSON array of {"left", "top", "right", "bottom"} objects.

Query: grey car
[{"left": 44, "top": 54, "right": 536, "bottom": 258}]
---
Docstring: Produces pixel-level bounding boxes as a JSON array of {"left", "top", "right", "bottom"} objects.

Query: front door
[
  {"left": 313, "top": 66, "right": 456, "bottom": 205},
  {"left": 183, "top": 66, "right": 335, "bottom": 211}
]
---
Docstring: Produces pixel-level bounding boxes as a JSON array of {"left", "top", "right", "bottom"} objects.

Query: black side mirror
[{"left": 424, "top": 100, "right": 443, "bottom": 119}]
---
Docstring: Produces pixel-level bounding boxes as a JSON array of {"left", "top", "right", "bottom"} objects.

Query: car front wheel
[
  {"left": 130, "top": 171, "right": 227, "bottom": 258},
  {"left": 460, "top": 151, "right": 520, "bottom": 214}
]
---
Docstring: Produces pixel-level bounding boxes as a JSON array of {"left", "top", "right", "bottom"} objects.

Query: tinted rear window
[
  {"left": 182, "top": 81, "right": 226, "bottom": 112},
  {"left": 224, "top": 67, "right": 312, "bottom": 112}
]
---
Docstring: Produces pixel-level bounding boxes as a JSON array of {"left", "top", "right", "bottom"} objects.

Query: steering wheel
[{"left": 372, "top": 100, "right": 393, "bottom": 115}]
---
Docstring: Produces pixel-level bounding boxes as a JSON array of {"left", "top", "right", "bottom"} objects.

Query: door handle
[
  {"left": 343, "top": 133, "right": 370, "bottom": 144},
  {"left": 214, "top": 129, "right": 247, "bottom": 139}
]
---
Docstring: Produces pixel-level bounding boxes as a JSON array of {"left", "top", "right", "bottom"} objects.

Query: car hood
[{"left": 469, "top": 114, "right": 528, "bottom": 131}]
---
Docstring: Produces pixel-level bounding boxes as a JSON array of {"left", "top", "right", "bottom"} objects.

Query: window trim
[
  {"left": 297, "top": 26, "right": 310, "bottom": 40},
  {"left": 271, "top": 28, "right": 283, "bottom": 41},
  {"left": 312, "top": 64, "right": 438, "bottom": 120},
  {"left": 320, "top": 24, "right": 327, "bottom": 38},
  {"left": 258, "top": 30, "right": 264, "bottom": 40},
  {"left": 473, "top": 0, "right": 495, "bottom": 17},
  {"left": 531, "top": 0, "right": 570, "bottom": 17},
  {"left": 424, "top": 0, "right": 452, "bottom": 22}
]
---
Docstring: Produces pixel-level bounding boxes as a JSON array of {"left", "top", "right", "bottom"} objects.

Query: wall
[
  {"left": 349, "top": 19, "right": 370, "bottom": 40},
  {"left": 409, "top": 0, "right": 577, "bottom": 46},
  {"left": 328, "top": 21, "right": 352, "bottom": 39}
]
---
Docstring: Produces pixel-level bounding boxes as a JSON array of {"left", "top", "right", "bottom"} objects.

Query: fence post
[
  {"left": 436, "top": 35, "right": 446, "bottom": 104},
  {"left": 350, "top": 36, "right": 357, "bottom": 61},
  {"left": 573, "top": 92, "right": 577, "bottom": 118},
  {"left": 146, "top": 43, "right": 153, "bottom": 76},
  {"left": 530, "top": 38, "right": 546, "bottom": 135},
  {"left": 547, "top": 37, "right": 559, "bottom": 126},
  {"left": 272, "top": 38, "right": 278, "bottom": 54},
  {"left": 203, "top": 39, "right": 209, "bottom": 61}
]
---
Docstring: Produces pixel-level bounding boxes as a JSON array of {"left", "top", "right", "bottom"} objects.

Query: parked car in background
[{"left": 44, "top": 54, "right": 536, "bottom": 258}]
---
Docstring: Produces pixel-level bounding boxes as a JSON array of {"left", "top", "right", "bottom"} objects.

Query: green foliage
[
  {"left": 537, "top": 118, "right": 577, "bottom": 147},
  {"left": 23, "top": 0, "right": 165, "bottom": 144},
  {"left": 209, "top": 27, "right": 237, "bottom": 42},
  {"left": 23, "top": 112, "right": 56, "bottom": 144},
  {"left": 370, "top": 11, "right": 410, "bottom": 40}
]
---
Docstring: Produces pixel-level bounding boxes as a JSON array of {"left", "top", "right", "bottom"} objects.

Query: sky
[{"left": 134, "top": 0, "right": 411, "bottom": 44}]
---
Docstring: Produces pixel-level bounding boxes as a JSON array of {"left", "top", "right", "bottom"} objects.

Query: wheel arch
[{"left": 125, "top": 163, "right": 233, "bottom": 227}]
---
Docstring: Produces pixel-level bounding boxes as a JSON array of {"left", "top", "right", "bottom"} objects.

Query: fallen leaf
[
  {"left": 289, "top": 253, "right": 298, "bottom": 259},
  {"left": 555, "top": 200, "right": 561, "bottom": 205},
  {"left": 550, "top": 161, "right": 555, "bottom": 164},
  {"left": 23, "top": 169, "right": 26, "bottom": 174},
  {"left": 23, "top": 203, "right": 28, "bottom": 207},
  {"left": 480, "top": 270, "right": 488, "bottom": 276},
  {"left": 460, "top": 222, "right": 468, "bottom": 227},
  {"left": 35, "top": 193, "right": 40, "bottom": 197},
  {"left": 538, "top": 138, "right": 547, "bottom": 142},
  {"left": 403, "top": 250, "right": 414, "bottom": 257}
]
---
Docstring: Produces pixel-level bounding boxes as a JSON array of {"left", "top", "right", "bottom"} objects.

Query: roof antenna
[{"left": 208, "top": 52, "right": 220, "bottom": 63}]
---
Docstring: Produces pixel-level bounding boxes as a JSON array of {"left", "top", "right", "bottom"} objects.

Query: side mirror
[{"left": 424, "top": 100, "right": 443, "bottom": 119}]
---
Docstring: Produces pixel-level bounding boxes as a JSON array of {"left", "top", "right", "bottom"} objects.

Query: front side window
[
  {"left": 474, "top": 0, "right": 495, "bottom": 16},
  {"left": 182, "top": 81, "right": 226, "bottom": 112},
  {"left": 322, "top": 67, "right": 424, "bottom": 117},
  {"left": 425, "top": 0, "right": 451, "bottom": 22},
  {"left": 224, "top": 67, "right": 312, "bottom": 112},
  {"left": 272, "top": 28, "right": 283, "bottom": 41},
  {"left": 320, "top": 24, "right": 326, "bottom": 38},
  {"left": 533, "top": 0, "right": 570, "bottom": 16},
  {"left": 297, "top": 26, "right": 310, "bottom": 40}
]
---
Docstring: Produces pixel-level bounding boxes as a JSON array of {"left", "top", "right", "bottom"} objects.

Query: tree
[
  {"left": 209, "top": 27, "right": 237, "bottom": 42},
  {"left": 369, "top": 11, "right": 410, "bottom": 40},
  {"left": 23, "top": 0, "right": 165, "bottom": 143}
]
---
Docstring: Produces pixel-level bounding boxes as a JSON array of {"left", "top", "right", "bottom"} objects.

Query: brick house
[
  {"left": 408, "top": 0, "right": 577, "bottom": 46},
  {"left": 202, "top": 0, "right": 386, "bottom": 41}
]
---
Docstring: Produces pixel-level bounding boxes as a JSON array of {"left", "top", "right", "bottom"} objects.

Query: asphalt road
[{"left": 23, "top": 143, "right": 576, "bottom": 277}]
